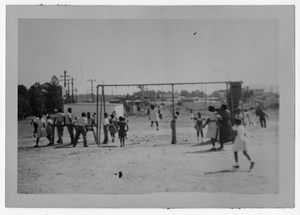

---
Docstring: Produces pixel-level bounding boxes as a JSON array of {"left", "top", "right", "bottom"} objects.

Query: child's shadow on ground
[
  {"left": 186, "top": 149, "right": 224, "bottom": 154},
  {"left": 191, "top": 140, "right": 212, "bottom": 147},
  {"left": 205, "top": 169, "right": 250, "bottom": 174}
]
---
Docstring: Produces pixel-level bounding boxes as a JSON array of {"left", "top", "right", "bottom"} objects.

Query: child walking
[
  {"left": 232, "top": 119, "right": 255, "bottom": 171},
  {"left": 117, "top": 116, "right": 129, "bottom": 147}
]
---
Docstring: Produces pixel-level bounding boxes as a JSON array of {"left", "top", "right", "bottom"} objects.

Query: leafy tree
[
  {"left": 18, "top": 85, "right": 31, "bottom": 120},
  {"left": 180, "top": 90, "right": 190, "bottom": 97},
  {"left": 43, "top": 75, "right": 63, "bottom": 113},
  {"left": 28, "top": 82, "right": 43, "bottom": 115}
]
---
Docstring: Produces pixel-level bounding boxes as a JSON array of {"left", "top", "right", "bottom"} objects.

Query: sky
[{"left": 18, "top": 10, "right": 280, "bottom": 95}]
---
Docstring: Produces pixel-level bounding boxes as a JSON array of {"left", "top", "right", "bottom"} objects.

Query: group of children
[
  {"left": 179, "top": 106, "right": 256, "bottom": 171},
  {"left": 30, "top": 108, "right": 98, "bottom": 148},
  {"left": 30, "top": 104, "right": 256, "bottom": 171},
  {"left": 235, "top": 107, "right": 268, "bottom": 128},
  {"left": 103, "top": 111, "right": 129, "bottom": 147}
]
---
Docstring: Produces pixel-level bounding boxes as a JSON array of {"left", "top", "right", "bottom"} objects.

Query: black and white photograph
[{"left": 4, "top": 1, "right": 297, "bottom": 213}]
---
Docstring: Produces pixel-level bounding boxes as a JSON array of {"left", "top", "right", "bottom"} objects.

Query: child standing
[
  {"left": 109, "top": 114, "right": 117, "bottom": 142},
  {"left": 86, "top": 112, "right": 97, "bottom": 141},
  {"left": 203, "top": 106, "right": 218, "bottom": 150},
  {"left": 117, "top": 116, "right": 129, "bottom": 147},
  {"left": 194, "top": 112, "right": 205, "bottom": 143},
  {"left": 232, "top": 119, "right": 255, "bottom": 171},
  {"left": 170, "top": 115, "right": 177, "bottom": 144},
  {"left": 73, "top": 112, "right": 88, "bottom": 147}
]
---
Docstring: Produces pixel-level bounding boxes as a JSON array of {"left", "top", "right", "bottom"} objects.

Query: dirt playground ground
[{"left": 17, "top": 108, "right": 279, "bottom": 195}]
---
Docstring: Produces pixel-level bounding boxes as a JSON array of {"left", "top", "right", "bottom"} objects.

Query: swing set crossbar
[{"left": 96, "top": 81, "right": 242, "bottom": 88}]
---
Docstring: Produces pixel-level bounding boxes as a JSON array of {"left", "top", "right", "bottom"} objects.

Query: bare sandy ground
[{"left": 17, "top": 108, "right": 279, "bottom": 195}]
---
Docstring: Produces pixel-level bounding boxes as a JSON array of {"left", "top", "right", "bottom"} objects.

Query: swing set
[{"left": 95, "top": 81, "right": 243, "bottom": 146}]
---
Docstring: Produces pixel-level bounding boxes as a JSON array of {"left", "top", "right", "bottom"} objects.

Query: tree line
[{"left": 18, "top": 75, "right": 63, "bottom": 120}]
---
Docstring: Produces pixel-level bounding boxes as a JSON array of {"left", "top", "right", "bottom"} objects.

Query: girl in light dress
[
  {"left": 232, "top": 119, "right": 255, "bottom": 171},
  {"left": 33, "top": 114, "right": 47, "bottom": 147},
  {"left": 46, "top": 115, "right": 54, "bottom": 145},
  {"left": 148, "top": 104, "right": 159, "bottom": 131},
  {"left": 203, "top": 106, "right": 218, "bottom": 150}
]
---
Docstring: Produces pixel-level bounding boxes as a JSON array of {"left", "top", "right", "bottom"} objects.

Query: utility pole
[
  {"left": 71, "top": 77, "right": 76, "bottom": 103},
  {"left": 88, "top": 79, "right": 96, "bottom": 103},
  {"left": 67, "top": 80, "right": 70, "bottom": 103},
  {"left": 75, "top": 88, "right": 78, "bottom": 103},
  {"left": 60, "top": 70, "right": 70, "bottom": 110},
  {"left": 86, "top": 89, "right": 89, "bottom": 102}
]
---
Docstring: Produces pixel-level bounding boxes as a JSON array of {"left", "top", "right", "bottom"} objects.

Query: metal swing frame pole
[{"left": 171, "top": 84, "right": 175, "bottom": 117}]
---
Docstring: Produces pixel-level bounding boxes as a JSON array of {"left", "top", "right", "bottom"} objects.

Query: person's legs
[
  {"left": 57, "top": 125, "right": 63, "bottom": 143},
  {"left": 151, "top": 121, "right": 154, "bottom": 127},
  {"left": 73, "top": 127, "right": 80, "bottom": 147},
  {"left": 155, "top": 121, "right": 159, "bottom": 130},
  {"left": 243, "top": 151, "right": 255, "bottom": 170},
  {"left": 92, "top": 127, "right": 97, "bottom": 141},
  {"left": 67, "top": 125, "right": 75, "bottom": 144},
  {"left": 35, "top": 137, "right": 40, "bottom": 147},
  {"left": 33, "top": 123, "right": 38, "bottom": 137},
  {"left": 263, "top": 118, "right": 267, "bottom": 128},
  {"left": 233, "top": 151, "right": 239, "bottom": 168},
  {"left": 243, "top": 151, "right": 251, "bottom": 161},
  {"left": 46, "top": 135, "right": 52, "bottom": 144},
  {"left": 200, "top": 130, "right": 203, "bottom": 142},
  {"left": 259, "top": 118, "right": 263, "bottom": 128},
  {"left": 81, "top": 127, "right": 88, "bottom": 147},
  {"left": 210, "top": 138, "right": 216, "bottom": 150},
  {"left": 111, "top": 131, "right": 115, "bottom": 142},
  {"left": 103, "top": 126, "right": 108, "bottom": 143}
]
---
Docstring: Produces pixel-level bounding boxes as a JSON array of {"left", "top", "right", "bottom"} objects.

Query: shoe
[
  {"left": 157, "top": 128, "right": 159, "bottom": 131},
  {"left": 250, "top": 162, "right": 255, "bottom": 171},
  {"left": 151, "top": 124, "right": 153, "bottom": 127},
  {"left": 73, "top": 144, "right": 77, "bottom": 147},
  {"left": 84, "top": 145, "right": 89, "bottom": 147},
  {"left": 217, "top": 146, "right": 223, "bottom": 150},
  {"left": 33, "top": 145, "right": 39, "bottom": 148},
  {"left": 112, "top": 139, "right": 115, "bottom": 142},
  {"left": 47, "top": 142, "right": 54, "bottom": 146},
  {"left": 102, "top": 142, "right": 108, "bottom": 144},
  {"left": 210, "top": 147, "right": 216, "bottom": 151},
  {"left": 232, "top": 165, "right": 239, "bottom": 169}
]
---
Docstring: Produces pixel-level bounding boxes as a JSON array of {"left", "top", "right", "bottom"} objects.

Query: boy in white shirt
[{"left": 73, "top": 112, "right": 88, "bottom": 147}]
